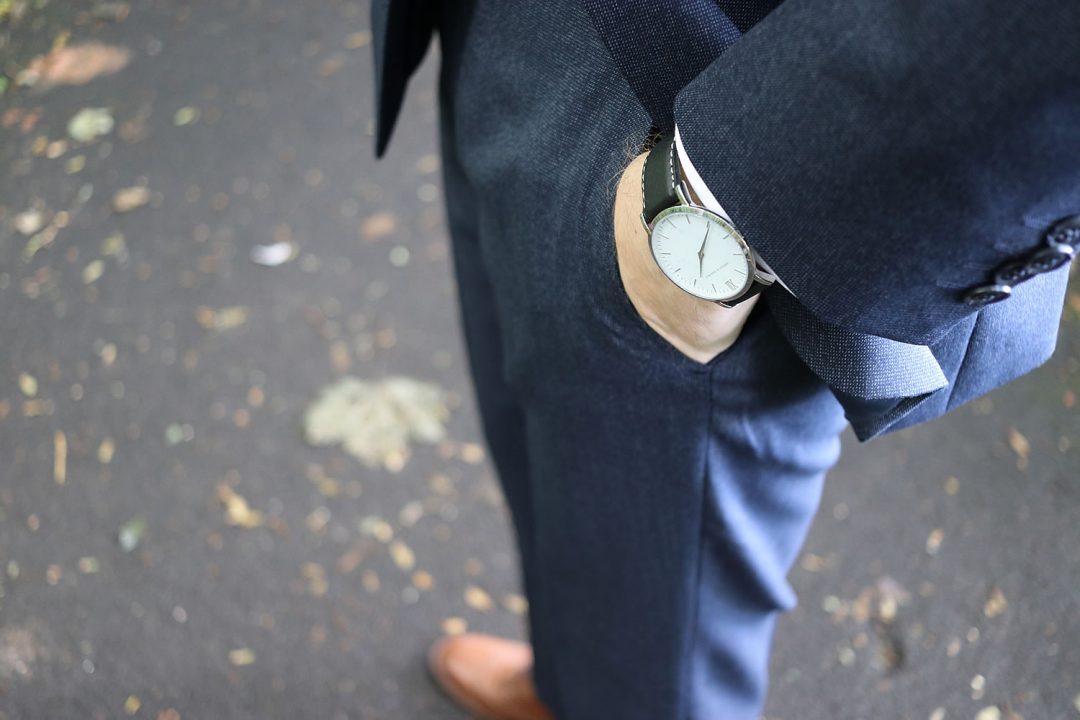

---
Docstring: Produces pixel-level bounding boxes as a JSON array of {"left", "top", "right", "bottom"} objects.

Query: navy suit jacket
[{"left": 371, "top": 0, "right": 1080, "bottom": 441}]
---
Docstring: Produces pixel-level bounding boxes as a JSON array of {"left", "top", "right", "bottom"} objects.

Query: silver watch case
[{"left": 640, "top": 184, "right": 772, "bottom": 307}]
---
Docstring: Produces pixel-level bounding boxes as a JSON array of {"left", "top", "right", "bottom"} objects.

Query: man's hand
[{"left": 612, "top": 152, "right": 760, "bottom": 365}]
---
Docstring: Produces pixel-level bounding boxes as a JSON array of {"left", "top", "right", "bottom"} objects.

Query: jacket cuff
[{"left": 674, "top": 123, "right": 796, "bottom": 297}]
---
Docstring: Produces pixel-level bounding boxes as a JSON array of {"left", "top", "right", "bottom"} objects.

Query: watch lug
[{"left": 640, "top": 212, "right": 651, "bottom": 234}]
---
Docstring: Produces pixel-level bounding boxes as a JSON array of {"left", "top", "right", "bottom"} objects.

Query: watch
[{"left": 640, "top": 129, "right": 775, "bottom": 307}]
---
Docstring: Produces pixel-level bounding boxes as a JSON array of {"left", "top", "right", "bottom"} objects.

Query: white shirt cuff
[{"left": 674, "top": 123, "right": 795, "bottom": 298}]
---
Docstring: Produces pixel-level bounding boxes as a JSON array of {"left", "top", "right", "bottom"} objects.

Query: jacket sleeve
[{"left": 672, "top": 0, "right": 1080, "bottom": 347}]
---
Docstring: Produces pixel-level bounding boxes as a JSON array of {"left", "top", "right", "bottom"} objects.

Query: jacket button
[
  {"left": 994, "top": 259, "right": 1037, "bottom": 286},
  {"left": 1046, "top": 214, "right": 1080, "bottom": 249},
  {"left": 963, "top": 283, "right": 1012, "bottom": 306},
  {"left": 1027, "top": 244, "right": 1074, "bottom": 273}
]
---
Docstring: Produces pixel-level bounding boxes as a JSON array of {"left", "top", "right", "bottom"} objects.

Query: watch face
[{"left": 648, "top": 206, "right": 753, "bottom": 301}]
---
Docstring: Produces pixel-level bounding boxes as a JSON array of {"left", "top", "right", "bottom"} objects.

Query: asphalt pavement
[{"left": 1, "top": 2, "right": 1078, "bottom": 719}]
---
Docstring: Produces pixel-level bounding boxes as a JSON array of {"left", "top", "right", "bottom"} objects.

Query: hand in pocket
[{"left": 612, "top": 151, "right": 760, "bottom": 365}]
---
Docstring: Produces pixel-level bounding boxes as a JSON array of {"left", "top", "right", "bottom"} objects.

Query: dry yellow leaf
[
  {"left": 502, "top": 594, "right": 528, "bottom": 615},
  {"left": 984, "top": 587, "right": 1008, "bottom": 618},
  {"left": 54, "top": 430, "right": 66, "bottom": 485},
  {"left": 389, "top": 540, "right": 415, "bottom": 571},
  {"left": 112, "top": 186, "right": 150, "bottom": 213},
  {"left": 18, "top": 372, "right": 38, "bottom": 397},
  {"left": 17, "top": 43, "right": 131, "bottom": 91},
  {"left": 216, "top": 484, "right": 263, "bottom": 528},
  {"left": 464, "top": 585, "right": 494, "bottom": 611},
  {"left": 1007, "top": 428, "right": 1030, "bottom": 470},
  {"left": 82, "top": 259, "right": 105, "bottom": 284},
  {"left": 359, "top": 516, "right": 393, "bottom": 542},
  {"left": 441, "top": 617, "right": 468, "bottom": 635},
  {"left": 195, "top": 305, "right": 249, "bottom": 331},
  {"left": 360, "top": 211, "right": 397, "bottom": 240},
  {"left": 925, "top": 528, "right": 944, "bottom": 556},
  {"left": 228, "top": 648, "right": 255, "bottom": 666},
  {"left": 344, "top": 31, "right": 372, "bottom": 49},
  {"left": 460, "top": 443, "right": 485, "bottom": 464},
  {"left": 98, "top": 437, "right": 115, "bottom": 464}
]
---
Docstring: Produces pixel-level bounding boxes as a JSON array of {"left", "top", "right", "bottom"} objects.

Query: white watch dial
[{"left": 649, "top": 208, "right": 752, "bottom": 301}]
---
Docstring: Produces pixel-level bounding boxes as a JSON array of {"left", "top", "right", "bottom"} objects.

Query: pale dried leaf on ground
[
  {"left": 250, "top": 241, "right": 296, "bottom": 267},
  {"left": 67, "top": 107, "right": 114, "bottom": 143},
  {"left": 303, "top": 376, "right": 449, "bottom": 470},
  {"left": 216, "top": 484, "right": 263, "bottom": 528},
  {"left": 118, "top": 517, "right": 145, "bottom": 551},
  {"left": 17, "top": 43, "right": 131, "bottom": 91},
  {"left": 112, "top": 186, "right": 150, "bottom": 213}
]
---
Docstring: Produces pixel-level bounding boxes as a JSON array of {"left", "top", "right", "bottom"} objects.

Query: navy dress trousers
[{"left": 370, "top": 0, "right": 1080, "bottom": 717}]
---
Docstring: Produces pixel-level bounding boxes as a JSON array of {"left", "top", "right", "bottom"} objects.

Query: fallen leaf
[
  {"left": 111, "top": 186, "right": 150, "bottom": 213},
  {"left": 53, "top": 431, "right": 66, "bottom": 485},
  {"left": 228, "top": 648, "right": 255, "bottom": 666},
  {"left": 14, "top": 210, "right": 45, "bottom": 235},
  {"left": 18, "top": 373, "right": 37, "bottom": 397},
  {"left": 216, "top": 484, "right": 263, "bottom": 528},
  {"left": 975, "top": 707, "right": 1001, "bottom": 720},
  {"left": 984, "top": 587, "right": 1008, "bottom": 618},
  {"left": 250, "top": 241, "right": 296, "bottom": 267},
  {"left": 118, "top": 517, "right": 145, "bottom": 551},
  {"left": 196, "top": 305, "right": 249, "bottom": 331},
  {"left": 98, "top": 438, "right": 115, "bottom": 464},
  {"left": 89, "top": 3, "right": 131, "bottom": 22},
  {"left": 925, "top": 528, "right": 944, "bottom": 556},
  {"left": 502, "top": 594, "right": 528, "bottom": 615},
  {"left": 67, "top": 107, "right": 114, "bottom": 142},
  {"left": 464, "top": 585, "right": 494, "bottom": 611},
  {"left": 389, "top": 540, "right": 415, "bottom": 571},
  {"left": 441, "top": 617, "right": 467, "bottom": 635},
  {"left": 360, "top": 212, "right": 397, "bottom": 241},
  {"left": 124, "top": 695, "right": 141, "bottom": 715},
  {"left": 303, "top": 376, "right": 449, "bottom": 470},
  {"left": 173, "top": 106, "right": 199, "bottom": 126},
  {"left": 82, "top": 259, "right": 105, "bottom": 284},
  {"left": 344, "top": 31, "right": 372, "bottom": 49},
  {"left": 1007, "top": 428, "right": 1030, "bottom": 470},
  {"left": 318, "top": 57, "right": 343, "bottom": 77},
  {"left": 16, "top": 43, "right": 131, "bottom": 91},
  {"left": 359, "top": 516, "right": 393, "bottom": 542}
]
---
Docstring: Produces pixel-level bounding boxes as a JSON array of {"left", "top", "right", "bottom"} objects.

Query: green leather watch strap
[{"left": 641, "top": 129, "right": 681, "bottom": 225}]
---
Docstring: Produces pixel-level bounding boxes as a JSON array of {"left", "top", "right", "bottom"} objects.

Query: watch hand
[{"left": 697, "top": 226, "right": 710, "bottom": 276}]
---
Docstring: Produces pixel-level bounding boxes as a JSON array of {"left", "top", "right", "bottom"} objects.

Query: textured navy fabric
[
  {"left": 370, "top": 0, "right": 1078, "bottom": 716},
  {"left": 371, "top": 0, "right": 438, "bottom": 158},
  {"left": 580, "top": 0, "right": 739, "bottom": 131},
  {"left": 371, "top": 0, "right": 1076, "bottom": 440},
  {"left": 433, "top": 5, "right": 847, "bottom": 717},
  {"left": 574, "top": 0, "right": 1080, "bottom": 440},
  {"left": 671, "top": 0, "right": 1080, "bottom": 345}
]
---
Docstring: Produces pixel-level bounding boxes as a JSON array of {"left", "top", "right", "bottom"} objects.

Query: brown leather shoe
[{"left": 427, "top": 633, "right": 555, "bottom": 720}]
